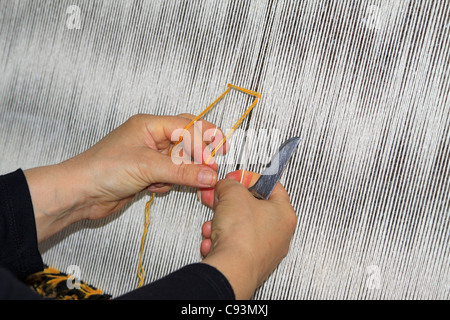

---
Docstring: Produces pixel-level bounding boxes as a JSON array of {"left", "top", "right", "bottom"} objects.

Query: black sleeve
[
  {"left": 0, "top": 169, "right": 44, "bottom": 299},
  {"left": 0, "top": 169, "right": 235, "bottom": 300},
  {"left": 116, "top": 263, "right": 235, "bottom": 300},
  {"left": 0, "top": 169, "right": 44, "bottom": 278}
]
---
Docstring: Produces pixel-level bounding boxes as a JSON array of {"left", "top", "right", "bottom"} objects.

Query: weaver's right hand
[{"left": 200, "top": 170, "right": 297, "bottom": 299}]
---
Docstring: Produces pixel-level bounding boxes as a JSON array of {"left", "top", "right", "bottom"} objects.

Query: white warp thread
[{"left": 0, "top": 0, "right": 448, "bottom": 299}]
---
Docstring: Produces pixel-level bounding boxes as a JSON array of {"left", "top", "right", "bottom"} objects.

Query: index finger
[
  {"left": 226, "top": 170, "right": 291, "bottom": 203},
  {"left": 178, "top": 113, "right": 230, "bottom": 155},
  {"left": 199, "top": 170, "right": 291, "bottom": 208},
  {"left": 154, "top": 115, "right": 219, "bottom": 168}
]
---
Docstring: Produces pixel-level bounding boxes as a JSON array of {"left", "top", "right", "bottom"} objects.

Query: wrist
[
  {"left": 202, "top": 246, "right": 259, "bottom": 300},
  {"left": 24, "top": 162, "right": 90, "bottom": 242}
]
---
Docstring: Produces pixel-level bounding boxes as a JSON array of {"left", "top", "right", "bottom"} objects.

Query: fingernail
[{"left": 198, "top": 169, "right": 216, "bottom": 186}]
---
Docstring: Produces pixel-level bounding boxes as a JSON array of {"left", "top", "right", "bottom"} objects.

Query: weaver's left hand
[{"left": 24, "top": 114, "right": 228, "bottom": 243}]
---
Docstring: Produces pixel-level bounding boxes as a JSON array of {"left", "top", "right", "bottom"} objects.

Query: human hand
[
  {"left": 25, "top": 114, "right": 228, "bottom": 242},
  {"left": 200, "top": 170, "right": 297, "bottom": 299}
]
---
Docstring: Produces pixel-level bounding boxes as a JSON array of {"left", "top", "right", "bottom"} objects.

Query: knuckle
[
  {"left": 216, "top": 179, "right": 243, "bottom": 198},
  {"left": 284, "top": 206, "right": 298, "bottom": 233},
  {"left": 281, "top": 245, "right": 290, "bottom": 258},
  {"left": 176, "top": 162, "right": 189, "bottom": 181},
  {"left": 127, "top": 113, "right": 146, "bottom": 127},
  {"left": 178, "top": 113, "right": 194, "bottom": 119},
  {"left": 129, "top": 113, "right": 143, "bottom": 122}
]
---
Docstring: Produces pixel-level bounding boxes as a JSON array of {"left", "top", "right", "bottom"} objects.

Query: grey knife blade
[{"left": 248, "top": 137, "right": 300, "bottom": 200}]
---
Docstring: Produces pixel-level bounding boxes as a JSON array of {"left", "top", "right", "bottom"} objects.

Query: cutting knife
[{"left": 248, "top": 137, "right": 300, "bottom": 200}]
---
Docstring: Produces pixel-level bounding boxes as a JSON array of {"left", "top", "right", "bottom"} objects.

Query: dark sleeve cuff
[
  {"left": 0, "top": 169, "right": 44, "bottom": 279},
  {"left": 117, "top": 263, "right": 235, "bottom": 300}
]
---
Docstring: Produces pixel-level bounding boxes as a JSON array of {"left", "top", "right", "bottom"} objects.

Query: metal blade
[{"left": 248, "top": 136, "right": 300, "bottom": 200}]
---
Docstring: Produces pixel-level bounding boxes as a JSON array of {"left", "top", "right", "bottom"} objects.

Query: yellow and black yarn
[{"left": 25, "top": 265, "right": 111, "bottom": 300}]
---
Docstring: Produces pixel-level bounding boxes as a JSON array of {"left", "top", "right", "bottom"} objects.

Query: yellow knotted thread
[
  {"left": 171, "top": 83, "right": 261, "bottom": 165},
  {"left": 137, "top": 192, "right": 154, "bottom": 288},
  {"left": 137, "top": 84, "right": 261, "bottom": 287}
]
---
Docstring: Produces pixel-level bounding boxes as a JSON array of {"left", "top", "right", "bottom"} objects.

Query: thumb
[
  {"left": 199, "top": 170, "right": 256, "bottom": 208},
  {"left": 149, "top": 152, "right": 218, "bottom": 188},
  {"left": 212, "top": 178, "right": 247, "bottom": 209}
]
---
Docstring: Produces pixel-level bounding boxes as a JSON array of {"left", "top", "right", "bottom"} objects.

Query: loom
[{"left": 0, "top": 0, "right": 448, "bottom": 299}]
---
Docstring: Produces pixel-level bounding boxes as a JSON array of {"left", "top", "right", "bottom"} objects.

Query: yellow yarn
[
  {"left": 137, "top": 84, "right": 260, "bottom": 287},
  {"left": 171, "top": 83, "right": 261, "bottom": 165},
  {"left": 137, "top": 192, "right": 154, "bottom": 288}
]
